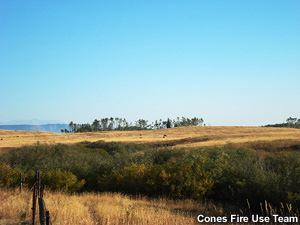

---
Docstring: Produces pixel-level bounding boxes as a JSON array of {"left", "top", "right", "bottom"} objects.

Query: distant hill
[
  {"left": 1, "top": 126, "right": 300, "bottom": 149},
  {"left": 0, "top": 124, "right": 68, "bottom": 133},
  {"left": 0, "top": 119, "right": 64, "bottom": 125}
]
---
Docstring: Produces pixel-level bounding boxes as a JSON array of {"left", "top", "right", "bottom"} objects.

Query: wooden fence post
[
  {"left": 38, "top": 198, "right": 46, "bottom": 225},
  {"left": 32, "top": 183, "right": 37, "bottom": 225},
  {"left": 37, "top": 171, "right": 40, "bottom": 197},
  {"left": 46, "top": 211, "right": 50, "bottom": 225},
  {"left": 31, "top": 170, "right": 51, "bottom": 225}
]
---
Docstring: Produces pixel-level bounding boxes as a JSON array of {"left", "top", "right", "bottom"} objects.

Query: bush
[
  {"left": 0, "top": 163, "right": 21, "bottom": 188},
  {"left": 41, "top": 169, "right": 85, "bottom": 192},
  {"left": 98, "top": 157, "right": 214, "bottom": 199},
  {"left": 2, "top": 140, "right": 300, "bottom": 208}
]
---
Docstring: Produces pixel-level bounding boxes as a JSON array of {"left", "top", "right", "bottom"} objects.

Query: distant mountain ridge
[
  {"left": 0, "top": 119, "right": 65, "bottom": 125},
  {"left": 0, "top": 124, "right": 69, "bottom": 133}
]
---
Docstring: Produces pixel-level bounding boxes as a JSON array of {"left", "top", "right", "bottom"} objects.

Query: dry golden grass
[
  {"left": 0, "top": 189, "right": 223, "bottom": 225},
  {"left": 1, "top": 126, "right": 300, "bottom": 149},
  {"left": 1, "top": 189, "right": 298, "bottom": 225}
]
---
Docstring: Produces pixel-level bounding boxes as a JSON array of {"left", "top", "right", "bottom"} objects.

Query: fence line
[{"left": 22, "top": 171, "right": 51, "bottom": 225}]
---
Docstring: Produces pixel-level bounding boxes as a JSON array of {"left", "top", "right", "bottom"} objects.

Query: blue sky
[{"left": 1, "top": 1, "right": 299, "bottom": 126}]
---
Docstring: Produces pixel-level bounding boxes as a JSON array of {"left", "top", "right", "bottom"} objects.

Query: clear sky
[{"left": 1, "top": 0, "right": 299, "bottom": 126}]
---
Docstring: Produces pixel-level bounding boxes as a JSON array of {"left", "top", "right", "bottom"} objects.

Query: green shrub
[
  {"left": 41, "top": 169, "right": 85, "bottom": 192},
  {"left": 2, "top": 140, "right": 300, "bottom": 208},
  {"left": 98, "top": 157, "right": 214, "bottom": 199},
  {"left": 0, "top": 163, "right": 21, "bottom": 188}
]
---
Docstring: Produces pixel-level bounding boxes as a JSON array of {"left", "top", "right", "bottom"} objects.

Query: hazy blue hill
[
  {"left": 0, "top": 124, "right": 68, "bottom": 133},
  {"left": 0, "top": 119, "right": 64, "bottom": 125}
]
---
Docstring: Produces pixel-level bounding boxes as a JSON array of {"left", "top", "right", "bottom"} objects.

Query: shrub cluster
[{"left": 1, "top": 141, "right": 300, "bottom": 208}]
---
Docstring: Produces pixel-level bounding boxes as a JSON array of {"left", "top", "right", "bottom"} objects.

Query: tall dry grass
[
  {"left": 1, "top": 189, "right": 300, "bottom": 225},
  {"left": 0, "top": 189, "right": 222, "bottom": 225},
  {"left": 1, "top": 126, "right": 300, "bottom": 149}
]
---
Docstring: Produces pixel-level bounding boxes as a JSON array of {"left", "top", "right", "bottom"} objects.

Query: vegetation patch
[{"left": 1, "top": 140, "right": 300, "bottom": 211}]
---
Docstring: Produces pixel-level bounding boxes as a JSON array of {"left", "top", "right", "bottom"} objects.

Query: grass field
[
  {"left": 0, "top": 189, "right": 223, "bottom": 225},
  {"left": 1, "top": 126, "right": 300, "bottom": 224},
  {"left": 1, "top": 126, "right": 300, "bottom": 149},
  {"left": 1, "top": 188, "right": 298, "bottom": 225}
]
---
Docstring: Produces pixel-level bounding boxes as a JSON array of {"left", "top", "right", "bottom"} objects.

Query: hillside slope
[{"left": 1, "top": 126, "right": 300, "bottom": 149}]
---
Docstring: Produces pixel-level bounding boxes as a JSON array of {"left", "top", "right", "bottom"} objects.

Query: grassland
[
  {"left": 0, "top": 189, "right": 222, "bottom": 225},
  {"left": 1, "top": 126, "right": 300, "bottom": 224},
  {"left": 1, "top": 126, "right": 300, "bottom": 149},
  {"left": 1, "top": 188, "right": 298, "bottom": 225}
]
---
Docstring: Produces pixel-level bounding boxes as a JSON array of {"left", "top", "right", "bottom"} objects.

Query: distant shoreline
[{"left": 0, "top": 124, "right": 68, "bottom": 133}]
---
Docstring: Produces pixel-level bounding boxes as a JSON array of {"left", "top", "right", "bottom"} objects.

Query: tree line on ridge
[
  {"left": 61, "top": 117, "right": 204, "bottom": 133},
  {"left": 264, "top": 117, "right": 300, "bottom": 129}
]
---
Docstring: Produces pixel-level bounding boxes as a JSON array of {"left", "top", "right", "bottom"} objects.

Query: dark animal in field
[{"left": 163, "top": 134, "right": 167, "bottom": 138}]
